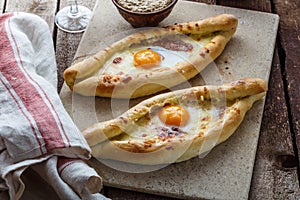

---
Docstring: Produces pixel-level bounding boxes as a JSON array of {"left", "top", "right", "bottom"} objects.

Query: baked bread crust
[
  {"left": 64, "top": 14, "right": 238, "bottom": 98},
  {"left": 82, "top": 78, "right": 267, "bottom": 165}
]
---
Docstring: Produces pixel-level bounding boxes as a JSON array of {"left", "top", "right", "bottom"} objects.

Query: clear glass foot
[{"left": 55, "top": 2, "right": 92, "bottom": 33}]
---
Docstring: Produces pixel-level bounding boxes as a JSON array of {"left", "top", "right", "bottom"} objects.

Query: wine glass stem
[{"left": 70, "top": 0, "right": 79, "bottom": 16}]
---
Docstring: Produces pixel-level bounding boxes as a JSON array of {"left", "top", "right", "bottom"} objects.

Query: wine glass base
[{"left": 55, "top": 5, "right": 92, "bottom": 33}]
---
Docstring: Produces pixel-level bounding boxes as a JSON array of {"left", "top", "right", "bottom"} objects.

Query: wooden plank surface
[
  {"left": 218, "top": 0, "right": 272, "bottom": 12},
  {"left": 273, "top": 0, "right": 300, "bottom": 168},
  {"left": 4, "top": 0, "right": 57, "bottom": 32}
]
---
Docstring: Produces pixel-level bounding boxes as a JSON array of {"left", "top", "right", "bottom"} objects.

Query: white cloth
[{"left": 0, "top": 12, "right": 108, "bottom": 200}]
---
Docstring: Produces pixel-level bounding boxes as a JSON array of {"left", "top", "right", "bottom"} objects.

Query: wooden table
[{"left": 2, "top": 0, "right": 300, "bottom": 199}]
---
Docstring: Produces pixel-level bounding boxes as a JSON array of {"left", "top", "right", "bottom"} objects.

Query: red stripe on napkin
[
  {"left": 5, "top": 15, "right": 72, "bottom": 149},
  {"left": 0, "top": 77, "right": 45, "bottom": 154},
  {"left": 57, "top": 157, "right": 82, "bottom": 176},
  {"left": 0, "top": 12, "right": 13, "bottom": 21},
  {"left": 0, "top": 13, "right": 70, "bottom": 152}
]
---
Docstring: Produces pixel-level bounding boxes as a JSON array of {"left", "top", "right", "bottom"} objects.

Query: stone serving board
[{"left": 60, "top": 0, "right": 279, "bottom": 199}]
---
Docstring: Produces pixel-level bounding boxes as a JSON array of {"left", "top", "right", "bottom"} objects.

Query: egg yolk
[
  {"left": 158, "top": 105, "right": 190, "bottom": 127},
  {"left": 133, "top": 49, "right": 161, "bottom": 69}
]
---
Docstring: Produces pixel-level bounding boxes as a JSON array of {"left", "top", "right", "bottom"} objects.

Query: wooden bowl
[{"left": 112, "top": 0, "right": 178, "bottom": 27}]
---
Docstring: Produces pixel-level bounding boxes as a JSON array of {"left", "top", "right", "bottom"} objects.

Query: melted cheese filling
[
  {"left": 99, "top": 34, "right": 214, "bottom": 76},
  {"left": 114, "top": 100, "right": 224, "bottom": 143}
]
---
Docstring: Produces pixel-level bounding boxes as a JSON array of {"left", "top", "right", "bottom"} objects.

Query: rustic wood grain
[
  {"left": 105, "top": 187, "right": 173, "bottom": 200},
  {"left": 217, "top": 0, "right": 271, "bottom": 12},
  {"left": 4, "top": 0, "right": 57, "bottom": 32},
  {"left": 273, "top": 0, "right": 300, "bottom": 167}
]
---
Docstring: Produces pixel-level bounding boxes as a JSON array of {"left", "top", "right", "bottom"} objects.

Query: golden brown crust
[
  {"left": 164, "top": 14, "right": 238, "bottom": 35},
  {"left": 82, "top": 78, "right": 267, "bottom": 165},
  {"left": 64, "top": 14, "right": 238, "bottom": 98}
]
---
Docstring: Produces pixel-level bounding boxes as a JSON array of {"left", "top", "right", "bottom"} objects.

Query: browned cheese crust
[
  {"left": 82, "top": 78, "right": 268, "bottom": 165},
  {"left": 64, "top": 14, "right": 238, "bottom": 98}
]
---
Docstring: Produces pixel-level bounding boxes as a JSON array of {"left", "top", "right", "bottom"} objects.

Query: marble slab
[{"left": 60, "top": 0, "right": 279, "bottom": 199}]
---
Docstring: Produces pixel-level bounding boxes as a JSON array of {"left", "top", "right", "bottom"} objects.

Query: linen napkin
[{"left": 0, "top": 12, "right": 108, "bottom": 200}]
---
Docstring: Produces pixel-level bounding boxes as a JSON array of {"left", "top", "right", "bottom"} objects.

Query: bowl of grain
[{"left": 112, "top": 0, "right": 178, "bottom": 27}]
